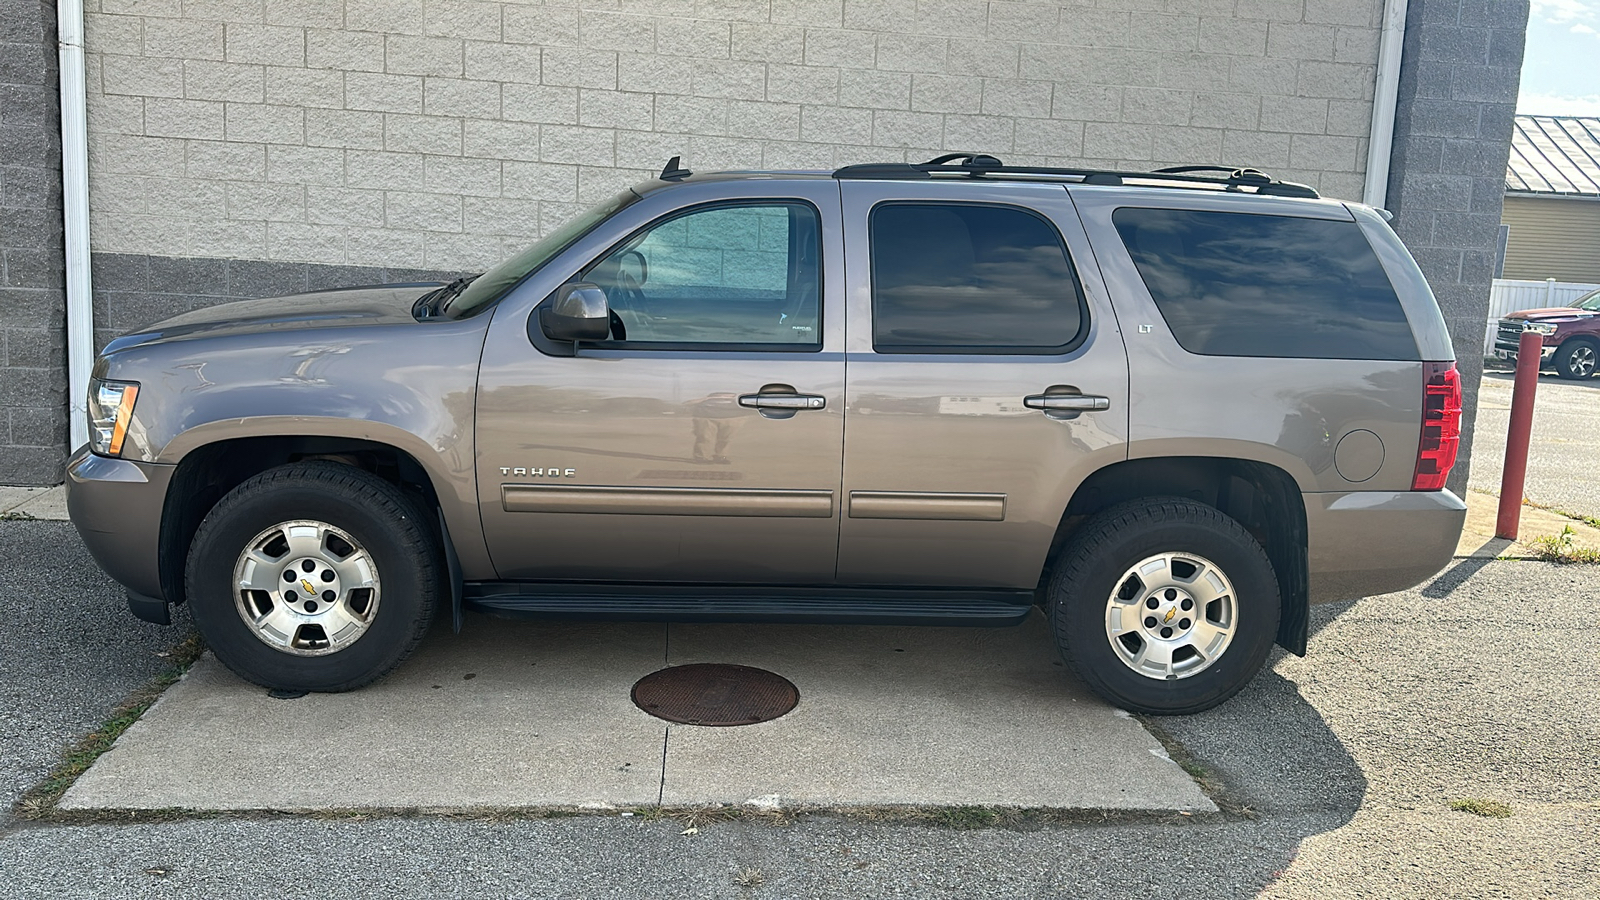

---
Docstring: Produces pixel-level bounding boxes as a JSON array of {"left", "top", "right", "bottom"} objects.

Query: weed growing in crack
[
  {"left": 1449, "top": 797, "right": 1512, "bottom": 818},
  {"left": 1528, "top": 525, "right": 1600, "bottom": 564}
]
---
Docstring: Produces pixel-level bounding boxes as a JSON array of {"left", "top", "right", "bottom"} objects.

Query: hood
[
  {"left": 1505, "top": 306, "right": 1599, "bottom": 322},
  {"left": 102, "top": 283, "right": 442, "bottom": 353}
]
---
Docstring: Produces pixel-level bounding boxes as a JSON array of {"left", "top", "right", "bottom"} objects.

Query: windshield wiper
[{"left": 413, "top": 274, "right": 480, "bottom": 319}]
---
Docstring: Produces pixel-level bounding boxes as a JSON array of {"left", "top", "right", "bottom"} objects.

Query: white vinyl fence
[{"left": 1482, "top": 279, "right": 1600, "bottom": 355}]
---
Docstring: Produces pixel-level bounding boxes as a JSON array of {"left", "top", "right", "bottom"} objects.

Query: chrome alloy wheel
[
  {"left": 1103, "top": 552, "right": 1236, "bottom": 680},
  {"left": 232, "top": 520, "right": 381, "bottom": 656},
  {"left": 1570, "top": 344, "right": 1597, "bottom": 377}
]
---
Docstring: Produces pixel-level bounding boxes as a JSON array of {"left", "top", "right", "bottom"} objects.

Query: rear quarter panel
[{"left": 1068, "top": 187, "right": 1426, "bottom": 495}]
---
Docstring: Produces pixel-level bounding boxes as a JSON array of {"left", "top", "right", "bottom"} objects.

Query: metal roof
[{"left": 1506, "top": 115, "right": 1600, "bottom": 196}]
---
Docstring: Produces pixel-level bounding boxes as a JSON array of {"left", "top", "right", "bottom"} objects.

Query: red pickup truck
[{"left": 1495, "top": 289, "right": 1600, "bottom": 379}]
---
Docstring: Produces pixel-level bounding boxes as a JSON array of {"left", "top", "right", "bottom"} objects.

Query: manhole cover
[{"left": 631, "top": 663, "right": 799, "bottom": 726}]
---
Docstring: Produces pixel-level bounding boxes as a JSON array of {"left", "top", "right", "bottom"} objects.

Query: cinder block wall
[
  {"left": 1386, "top": 0, "right": 1528, "bottom": 496},
  {"left": 1, "top": 0, "right": 67, "bottom": 485},
  {"left": 81, "top": 0, "right": 1387, "bottom": 295}
]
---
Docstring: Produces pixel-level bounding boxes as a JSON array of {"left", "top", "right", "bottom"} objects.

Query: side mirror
[{"left": 539, "top": 283, "right": 610, "bottom": 342}]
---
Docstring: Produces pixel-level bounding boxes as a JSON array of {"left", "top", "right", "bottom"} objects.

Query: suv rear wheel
[
  {"left": 186, "top": 461, "right": 439, "bottom": 692},
  {"left": 1554, "top": 339, "right": 1598, "bottom": 379},
  {"left": 1049, "top": 497, "right": 1279, "bottom": 715}
]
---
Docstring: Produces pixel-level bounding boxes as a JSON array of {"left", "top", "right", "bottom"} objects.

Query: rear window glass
[
  {"left": 870, "top": 203, "right": 1086, "bottom": 354},
  {"left": 1113, "top": 208, "right": 1418, "bottom": 360}
]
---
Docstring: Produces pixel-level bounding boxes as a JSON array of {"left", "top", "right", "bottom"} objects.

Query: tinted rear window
[
  {"left": 870, "top": 203, "right": 1086, "bottom": 354},
  {"left": 1113, "top": 208, "right": 1418, "bottom": 360}
]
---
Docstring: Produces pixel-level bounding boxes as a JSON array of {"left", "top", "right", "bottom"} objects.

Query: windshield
[
  {"left": 446, "top": 189, "right": 638, "bottom": 317},
  {"left": 1575, "top": 289, "right": 1600, "bottom": 312}
]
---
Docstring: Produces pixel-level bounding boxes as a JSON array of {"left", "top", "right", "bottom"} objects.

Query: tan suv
[{"left": 66, "top": 155, "right": 1467, "bottom": 714}]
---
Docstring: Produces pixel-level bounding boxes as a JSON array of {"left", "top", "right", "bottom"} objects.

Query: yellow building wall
[{"left": 1501, "top": 195, "right": 1600, "bottom": 282}]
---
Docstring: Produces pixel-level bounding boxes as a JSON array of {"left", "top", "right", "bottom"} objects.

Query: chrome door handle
[
  {"left": 738, "top": 393, "right": 826, "bottom": 410},
  {"left": 1023, "top": 394, "right": 1110, "bottom": 412}
]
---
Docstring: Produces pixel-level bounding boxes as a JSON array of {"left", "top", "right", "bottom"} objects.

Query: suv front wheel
[
  {"left": 1049, "top": 497, "right": 1280, "bottom": 715},
  {"left": 186, "top": 461, "right": 440, "bottom": 692}
]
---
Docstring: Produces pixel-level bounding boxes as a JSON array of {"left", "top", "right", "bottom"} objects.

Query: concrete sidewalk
[
  {"left": 0, "top": 485, "right": 67, "bottom": 520},
  {"left": 1455, "top": 487, "right": 1600, "bottom": 558},
  {"left": 60, "top": 612, "right": 1213, "bottom": 814}
]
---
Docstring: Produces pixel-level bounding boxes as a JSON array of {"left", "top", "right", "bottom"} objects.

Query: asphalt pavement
[
  {"left": 1, "top": 520, "right": 1595, "bottom": 898},
  {"left": 0, "top": 522, "right": 184, "bottom": 805}
]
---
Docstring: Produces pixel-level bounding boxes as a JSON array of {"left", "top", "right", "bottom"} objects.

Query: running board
[{"left": 462, "top": 583, "right": 1036, "bottom": 627}]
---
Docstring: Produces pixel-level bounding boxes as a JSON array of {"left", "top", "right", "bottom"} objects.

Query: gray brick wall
[
  {"left": 1, "top": 0, "right": 67, "bottom": 485},
  {"left": 81, "top": 0, "right": 1390, "bottom": 272},
  {"left": 89, "top": 251, "right": 457, "bottom": 352},
  {"left": 1386, "top": 0, "right": 1529, "bottom": 495}
]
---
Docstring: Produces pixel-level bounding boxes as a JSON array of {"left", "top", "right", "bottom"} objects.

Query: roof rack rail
[{"left": 832, "top": 154, "right": 1319, "bottom": 199}]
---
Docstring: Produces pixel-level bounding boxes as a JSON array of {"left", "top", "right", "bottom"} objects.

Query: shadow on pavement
[{"left": 1419, "top": 554, "right": 1499, "bottom": 598}]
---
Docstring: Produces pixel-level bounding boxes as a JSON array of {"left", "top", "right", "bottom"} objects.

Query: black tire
[
  {"left": 1553, "top": 339, "right": 1598, "bottom": 379},
  {"left": 186, "top": 461, "right": 440, "bottom": 692},
  {"left": 1048, "top": 497, "right": 1280, "bottom": 715}
]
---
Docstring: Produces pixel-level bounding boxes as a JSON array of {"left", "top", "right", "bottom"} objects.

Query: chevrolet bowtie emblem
[
  {"left": 301, "top": 579, "right": 317, "bottom": 595},
  {"left": 1163, "top": 607, "right": 1176, "bottom": 624}
]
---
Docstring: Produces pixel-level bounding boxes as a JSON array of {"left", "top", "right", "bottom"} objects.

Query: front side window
[
  {"left": 585, "top": 202, "right": 821, "bottom": 348},
  {"left": 869, "top": 202, "right": 1086, "bottom": 354},
  {"left": 1113, "top": 207, "right": 1419, "bottom": 360}
]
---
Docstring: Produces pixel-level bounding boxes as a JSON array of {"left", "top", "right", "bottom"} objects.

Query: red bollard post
[{"left": 1496, "top": 329, "right": 1543, "bottom": 539}]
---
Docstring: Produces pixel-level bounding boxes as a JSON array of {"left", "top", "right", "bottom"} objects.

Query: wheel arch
[
  {"left": 157, "top": 430, "right": 481, "bottom": 608},
  {"left": 1050, "top": 456, "right": 1310, "bottom": 655}
]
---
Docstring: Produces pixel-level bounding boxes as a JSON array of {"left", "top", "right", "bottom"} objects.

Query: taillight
[{"left": 1411, "top": 362, "right": 1461, "bottom": 491}]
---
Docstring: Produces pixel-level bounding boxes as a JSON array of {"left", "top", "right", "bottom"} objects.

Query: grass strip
[
  {"left": 13, "top": 633, "right": 205, "bottom": 818},
  {"left": 25, "top": 801, "right": 1219, "bottom": 831}
]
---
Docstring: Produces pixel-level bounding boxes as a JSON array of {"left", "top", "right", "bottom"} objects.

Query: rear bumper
[
  {"left": 65, "top": 445, "right": 175, "bottom": 609},
  {"left": 1305, "top": 489, "right": 1466, "bottom": 604}
]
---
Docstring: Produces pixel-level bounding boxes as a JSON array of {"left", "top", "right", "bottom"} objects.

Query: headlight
[
  {"left": 1523, "top": 322, "right": 1558, "bottom": 336},
  {"left": 87, "top": 379, "right": 140, "bottom": 456}
]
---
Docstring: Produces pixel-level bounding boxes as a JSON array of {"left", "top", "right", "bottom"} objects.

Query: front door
[
  {"left": 837, "top": 180, "right": 1129, "bottom": 589},
  {"left": 476, "top": 184, "right": 845, "bottom": 583}
]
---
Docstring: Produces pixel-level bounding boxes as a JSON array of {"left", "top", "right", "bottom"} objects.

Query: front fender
[{"left": 99, "top": 317, "right": 493, "bottom": 577}]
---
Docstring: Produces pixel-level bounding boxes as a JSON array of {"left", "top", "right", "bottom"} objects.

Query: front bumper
[
  {"left": 65, "top": 445, "right": 176, "bottom": 619},
  {"left": 1305, "top": 488, "right": 1467, "bottom": 603},
  {"left": 1494, "top": 345, "right": 1556, "bottom": 360}
]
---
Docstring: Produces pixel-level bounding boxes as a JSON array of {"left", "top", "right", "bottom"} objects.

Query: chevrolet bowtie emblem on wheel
[
  {"left": 300, "top": 579, "right": 316, "bottom": 595},
  {"left": 1163, "top": 607, "right": 1177, "bottom": 624}
]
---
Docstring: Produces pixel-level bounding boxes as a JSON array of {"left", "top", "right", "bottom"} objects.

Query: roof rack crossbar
[{"left": 832, "top": 154, "right": 1319, "bottom": 198}]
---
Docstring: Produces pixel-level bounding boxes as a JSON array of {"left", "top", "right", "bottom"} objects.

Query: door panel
[
  {"left": 475, "top": 181, "right": 846, "bottom": 583},
  {"left": 838, "top": 181, "right": 1130, "bottom": 589}
]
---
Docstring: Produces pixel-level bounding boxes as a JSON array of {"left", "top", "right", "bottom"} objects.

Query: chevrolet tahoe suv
[
  {"left": 67, "top": 155, "right": 1467, "bottom": 714},
  {"left": 1493, "top": 288, "right": 1600, "bottom": 379}
]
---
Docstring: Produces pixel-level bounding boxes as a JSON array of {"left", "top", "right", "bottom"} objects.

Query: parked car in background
[
  {"left": 1495, "top": 288, "right": 1600, "bottom": 378},
  {"left": 66, "top": 155, "right": 1467, "bottom": 715}
]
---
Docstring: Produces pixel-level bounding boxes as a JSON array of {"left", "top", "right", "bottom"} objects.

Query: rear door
[
  {"left": 836, "top": 180, "right": 1129, "bottom": 588},
  {"left": 475, "top": 180, "right": 846, "bottom": 583}
]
